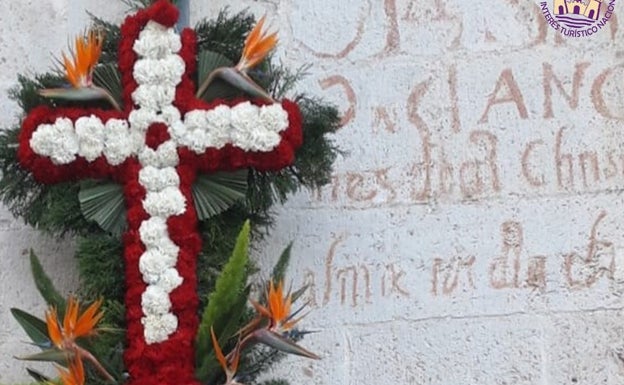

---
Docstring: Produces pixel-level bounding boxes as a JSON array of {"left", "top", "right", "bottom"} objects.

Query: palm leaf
[
  {"left": 78, "top": 182, "right": 127, "bottom": 236},
  {"left": 196, "top": 51, "right": 242, "bottom": 102},
  {"left": 198, "top": 51, "right": 233, "bottom": 84},
  {"left": 192, "top": 170, "right": 248, "bottom": 221},
  {"left": 200, "top": 76, "right": 247, "bottom": 102},
  {"left": 93, "top": 63, "right": 123, "bottom": 108}
]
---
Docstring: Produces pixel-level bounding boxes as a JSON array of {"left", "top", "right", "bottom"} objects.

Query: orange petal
[
  {"left": 282, "top": 292, "right": 292, "bottom": 320},
  {"left": 243, "top": 16, "right": 266, "bottom": 59},
  {"left": 210, "top": 327, "right": 228, "bottom": 373},
  {"left": 75, "top": 36, "right": 86, "bottom": 74},
  {"left": 63, "top": 54, "right": 79, "bottom": 88},
  {"left": 86, "top": 30, "right": 103, "bottom": 74},
  {"left": 229, "top": 343, "right": 241, "bottom": 374},
  {"left": 64, "top": 296, "right": 79, "bottom": 336},
  {"left": 58, "top": 355, "right": 85, "bottom": 385},
  {"left": 271, "top": 282, "right": 283, "bottom": 322},
  {"left": 238, "top": 17, "right": 277, "bottom": 71},
  {"left": 249, "top": 298, "right": 272, "bottom": 319},
  {"left": 246, "top": 32, "right": 278, "bottom": 68},
  {"left": 45, "top": 307, "right": 63, "bottom": 348},
  {"left": 60, "top": 30, "right": 103, "bottom": 89},
  {"left": 267, "top": 285, "right": 276, "bottom": 319},
  {"left": 269, "top": 281, "right": 288, "bottom": 322},
  {"left": 74, "top": 298, "right": 104, "bottom": 338},
  {"left": 71, "top": 355, "right": 85, "bottom": 385}
]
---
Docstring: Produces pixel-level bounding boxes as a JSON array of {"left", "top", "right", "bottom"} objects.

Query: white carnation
[
  {"left": 143, "top": 187, "right": 186, "bottom": 217},
  {"left": 169, "top": 120, "right": 188, "bottom": 143},
  {"left": 142, "top": 313, "right": 178, "bottom": 344},
  {"left": 133, "top": 55, "right": 185, "bottom": 87},
  {"left": 138, "top": 147, "right": 158, "bottom": 167},
  {"left": 248, "top": 131, "right": 282, "bottom": 151},
  {"left": 129, "top": 130, "right": 145, "bottom": 152},
  {"left": 155, "top": 268, "right": 183, "bottom": 293},
  {"left": 139, "top": 222, "right": 180, "bottom": 259},
  {"left": 29, "top": 135, "right": 51, "bottom": 156},
  {"left": 141, "top": 285, "right": 172, "bottom": 315},
  {"left": 133, "top": 58, "right": 161, "bottom": 85},
  {"left": 139, "top": 166, "right": 180, "bottom": 192},
  {"left": 132, "top": 84, "right": 176, "bottom": 111},
  {"left": 139, "top": 217, "right": 169, "bottom": 246},
  {"left": 166, "top": 30, "right": 182, "bottom": 53},
  {"left": 207, "top": 105, "right": 232, "bottom": 128},
  {"left": 139, "top": 248, "right": 178, "bottom": 284},
  {"left": 30, "top": 118, "right": 79, "bottom": 164},
  {"left": 133, "top": 21, "right": 181, "bottom": 59},
  {"left": 259, "top": 104, "right": 289, "bottom": 133},
  {"left": 229, "top": 102, "right": 260, "bottom": 151},
  {"left": 203, "top": 106, "right": 232, "bottom": 149},
  {"left": 103, "top": 119, "right": 136, "bottom": 165},
  {"left": 51, "top": 118, "right": 80, "bottom": 164},
  {"left": 29, "top": 124, "right": 55, "bottom": 156},
  {"left": 154, "top": 238, "right": 179, "bottom": 259},
  {"left": 184, "top": 110, "right": 207, "bottom": 130},
  {"left": 181, "top": 112, "right": 213, "bottom": 152},
  {"left": 175, "top": 102, "right": 287, "bottom": 153},
  {"left": 75, "top": 116, "right": 105, "bottom": 161},
  {"left": 134, "top": 32, "right": 167, "bottom": 59},
  {"left": 160, "top": 106, "right": 182, "bottom": 126},
  {"left": 226, "top": 103, "right": 287, "bottom": 151},
  {"left": 128, "top": 108, "right": 157, "bottom": 131},
  {"left": 155, "top": 140, "right": 179, "bottom": 167},
  {"left": 138, "top": 140, "right": 178, "bottom": 168},
  {"left": 186, "top": 129, "right": 210, "bottom": 153},
  {"left": 231, "top": 101, "right": 258, "bottom": 122}
]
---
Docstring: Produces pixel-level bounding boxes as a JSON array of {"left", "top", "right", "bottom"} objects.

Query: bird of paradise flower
[{"left": 39, "top": 30, "right": 121, "bottom": 111}]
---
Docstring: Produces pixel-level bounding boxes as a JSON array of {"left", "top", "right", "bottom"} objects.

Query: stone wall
[{"left": 1, "top": 1, "right": 623, "bottom": 384}]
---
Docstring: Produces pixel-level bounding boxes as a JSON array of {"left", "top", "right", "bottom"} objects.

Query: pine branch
[
  {"left": 194, "top": 9, "right": 254, "bottom": 62},
  {"left": 89, "top": 15, "right": 122, "bottom": 64}
]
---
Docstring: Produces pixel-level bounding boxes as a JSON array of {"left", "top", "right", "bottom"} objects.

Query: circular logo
[{"left": 541, "top": 0, "right": 616, "bottom": 37}]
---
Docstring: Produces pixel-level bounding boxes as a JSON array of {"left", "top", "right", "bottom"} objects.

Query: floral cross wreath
[{"left": 10, "top": 1, "right": 330, "bottom": 385}]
